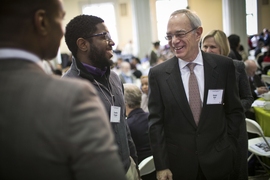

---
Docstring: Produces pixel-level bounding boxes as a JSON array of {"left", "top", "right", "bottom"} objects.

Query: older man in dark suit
[
  {"left": 148, "top": 9, "right": 245, "bottom": 180},
  {"left": 245, "top": 59, "right": 269, "bottom": 99},
  {"left": 0, "top": 1, "right": 126, "bottom": 180}
]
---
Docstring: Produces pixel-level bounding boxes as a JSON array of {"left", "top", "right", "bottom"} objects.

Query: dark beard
[{"left": 89, "top": 44, "right": 113, "bottom": 69}]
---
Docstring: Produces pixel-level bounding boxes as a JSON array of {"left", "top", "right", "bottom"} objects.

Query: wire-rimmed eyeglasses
[
  {"left": 85, "top": 32, "right": 112, "bottom": 42},
  {"left": 165, "top": 27, "right": 197, "bottom": 40}
]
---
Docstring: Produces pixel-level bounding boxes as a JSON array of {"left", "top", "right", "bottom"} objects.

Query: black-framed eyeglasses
[
  {"left": 165, "top": 27, "right": 197, "bottom": 40},
  {"left": 85, "top": 32, "right": 112, "bottom": 42}
]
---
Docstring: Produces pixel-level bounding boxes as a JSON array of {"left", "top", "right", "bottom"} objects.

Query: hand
[
  {"left": 257, "top": 86, "right": 269, "bottom": 95},
  {"left": 156, "top": 169, "right": 173, "bottom": 180}
]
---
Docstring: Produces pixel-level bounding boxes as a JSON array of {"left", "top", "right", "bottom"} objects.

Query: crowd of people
[{"left": 1, "top": 0, "right": 270, "bottom": 180}]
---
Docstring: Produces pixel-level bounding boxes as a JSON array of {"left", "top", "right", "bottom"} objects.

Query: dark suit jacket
[
  {"left": 231, "top": 60, "right": 252, "bottom": 179},
  {"left": 148, "top": 52, "right": 245, "bottom": 180},
  {"left": 233, "top": 60, "right": 254, "bottom": 111},
  {"left": 127, "top": 108, "right": 151, "bottom": 164},
  {"left": 0, "top": 59, "right": 126, "bottom": 180}
]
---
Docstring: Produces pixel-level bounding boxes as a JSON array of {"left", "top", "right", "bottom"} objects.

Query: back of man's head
[
  {"left": 0, "top": 0, "right": 64, "bottom": 60},
  {"left": 245, "top": 59, "right": 258, "bottom": 76},
  {"left": 0, "top": 0, "right": 54, "bottom": 36}
]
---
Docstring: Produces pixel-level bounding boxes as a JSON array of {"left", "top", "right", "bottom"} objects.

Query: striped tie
[{"left": 187, "top": 63, "right": 202, "bottom": 126}]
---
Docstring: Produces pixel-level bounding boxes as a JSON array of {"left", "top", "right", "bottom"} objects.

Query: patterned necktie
[{"left": 187, "top": 63, "right": 202, "bottom": 126}]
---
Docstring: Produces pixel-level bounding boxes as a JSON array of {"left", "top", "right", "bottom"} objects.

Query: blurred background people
[
  {"left": 122, "top": 40, "right": 135, "bottom": 56},
  {"left": 257, "top": 45, "right": 269, "bottom": 70},
  {"left": 149, "top": 41, "right": 161, "bottom": 66},
  {"left": 244, "top": 59, "right": 269, "bottom": 125},
  {"left": 254, "top": 38, "right": 266, "bottom": 58},
  {"left": 261, "top": 28, "right": 270, "bottom": 46},
  {"left": 262, "top": 46, "right": 270, "bottom": 74},
  {"left": 228, "top": 34, "right": 243, "bottom": 60},
  {"left": 119, "top": 61, "right": 137, "bottom": 84},
  {"left": 239, "top": 44, "right": 248, "bottom": 61},
  {"left": 245, "top": 59, "right": 269, "bottom": 100},
  {"left": 130, "top": 56, "right": 143, "bottom": 79},
  {"left": 111, "top": 57, "right": 123, "bottom": 75},
  {"left": 140, "top": 75, "right": 149, "bottom": 112}
]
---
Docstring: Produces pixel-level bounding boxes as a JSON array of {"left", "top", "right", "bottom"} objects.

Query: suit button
[{"left": 195, "top": 151, "right": 198, "bottom": 155}]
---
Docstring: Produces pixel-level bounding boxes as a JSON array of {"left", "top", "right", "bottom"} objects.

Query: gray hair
[
  {"left": 244, "top": 59, "right": 259, "bottom": 68},
  {"left": 124, "top": 83, "right": 142, "bottom": 109},
  {"left": 170, "top": 9, "right": 202, "bottom": 29}
]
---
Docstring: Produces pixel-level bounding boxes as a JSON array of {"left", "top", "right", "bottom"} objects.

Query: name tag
[
  {"left": 110, "top": 106, "right": 121, "bottom": 123},
  {"left": 206, "top": 89, "right": 223, "bottom": 104}
]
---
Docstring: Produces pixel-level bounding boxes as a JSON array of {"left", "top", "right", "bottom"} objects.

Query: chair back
[
  {"left": 262, "top": 74, "right": 270, "bottom": 84},
  {"left": 246, "top": 118, "right": 264, "bottom": 136},
  {"left": 138, "top": 156, "right": 155, "bottom": 176},
  {"left": 246, "top": 118, "right": 270, "bottom": 147},
  {"left": 262, "top": 62, "right": 270, "bottom": 69}
]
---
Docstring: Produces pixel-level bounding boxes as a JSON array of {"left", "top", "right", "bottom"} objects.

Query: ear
[
  {"left": 195, "top": 26, "right": 203, "bottom": 41},
  {"left": 77, "top": 38, "right": 90, "bottom": 52},
  {"left": 34, "top": 9, "right": 49, "bottom": 36}
]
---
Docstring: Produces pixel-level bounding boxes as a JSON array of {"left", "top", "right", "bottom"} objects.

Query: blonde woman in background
[
  {"left": 202, "top": 30, "right": 253, "bottom": 179},
  {"left": 202, "top": 30, "right": 253, "bottom": 110}
]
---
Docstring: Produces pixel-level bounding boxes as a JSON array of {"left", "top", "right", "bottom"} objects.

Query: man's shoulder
[
  {"left": 62, "top": 66, "right": 80, "bottom": 79},
  {"left": 110, "top": 69, "right": 120, "bottom": 78},
  {"left": 202, "top": 52, "right": 234, "bottom": 66},
  {"left": 109, "top": 70, "right": 122, "bottom": 84},
  {"left": 233, "top": 60, "right": 245, "bottom": 68},
  {"left": 47, "top": 75, "right": 97, "bottom": 101}
]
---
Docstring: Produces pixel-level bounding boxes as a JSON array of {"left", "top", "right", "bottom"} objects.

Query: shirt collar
[
  {"left": 81, "top": 62, "right": 107, "bottom": 77},
  {"left": 0, "top": 48, "right": 44, "bottom": 70},
  {"left": 178, "top": 49, "right": 203, "bottom": 69}
]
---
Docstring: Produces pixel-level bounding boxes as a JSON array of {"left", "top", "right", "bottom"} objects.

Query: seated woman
[
  {"left": 201, "top": 30, "right": 254, "bottom": 179},
  {"left": 123, "top": 83, "right": 155, "bottom": 180}
]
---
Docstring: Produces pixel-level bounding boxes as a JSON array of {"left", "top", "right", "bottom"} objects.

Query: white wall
[{"left": 60, "top": 0, "right": 133, "bottom": 55}]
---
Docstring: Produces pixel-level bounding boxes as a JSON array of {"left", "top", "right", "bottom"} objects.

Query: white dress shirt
[
  {"left": 178, "top": 50, "right": 204, "bottom": 103},
  {"left": 0, "top": 48, "right": 44, "bottom": 70}
]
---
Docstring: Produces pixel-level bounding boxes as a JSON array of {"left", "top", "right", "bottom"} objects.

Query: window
[
  {"left": 156, "top": 0, "right": 188, "bottom": 45},
  {"left": 82, "top": 3, "right": 118, "bottom": 49},
  {"left": 246, "top": 0, "right": 258, "bottom": 35}
]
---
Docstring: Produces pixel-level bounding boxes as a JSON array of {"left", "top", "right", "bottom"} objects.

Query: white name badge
[
  {"left": 110, "top": 106, "right": 121, "bottom": 123},
  {"left": 206, "top": 89, "right": 223, "bottom": 104}
]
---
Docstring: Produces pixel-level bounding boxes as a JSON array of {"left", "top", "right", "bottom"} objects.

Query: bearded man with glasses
[
  {"left": 148, "top": 9, "right": 245, "bottom": 180},
  {"left": 63, "top": 15, "right": 140, "bottom": 180}
]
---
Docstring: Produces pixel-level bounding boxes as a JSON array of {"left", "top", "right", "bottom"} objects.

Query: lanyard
[{"left": 94, "top": 78, "right": 114, "bottom": 106}]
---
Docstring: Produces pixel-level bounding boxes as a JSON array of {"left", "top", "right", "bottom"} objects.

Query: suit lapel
[
  {"left": 164, "top": 53, "right": 220, "bottom": 127},
  {"left": 199, "top": 52, "right": 219, "bottom": 125},
  {"left": 165, "top": 57, "right": 196, "bottom": 127}
]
